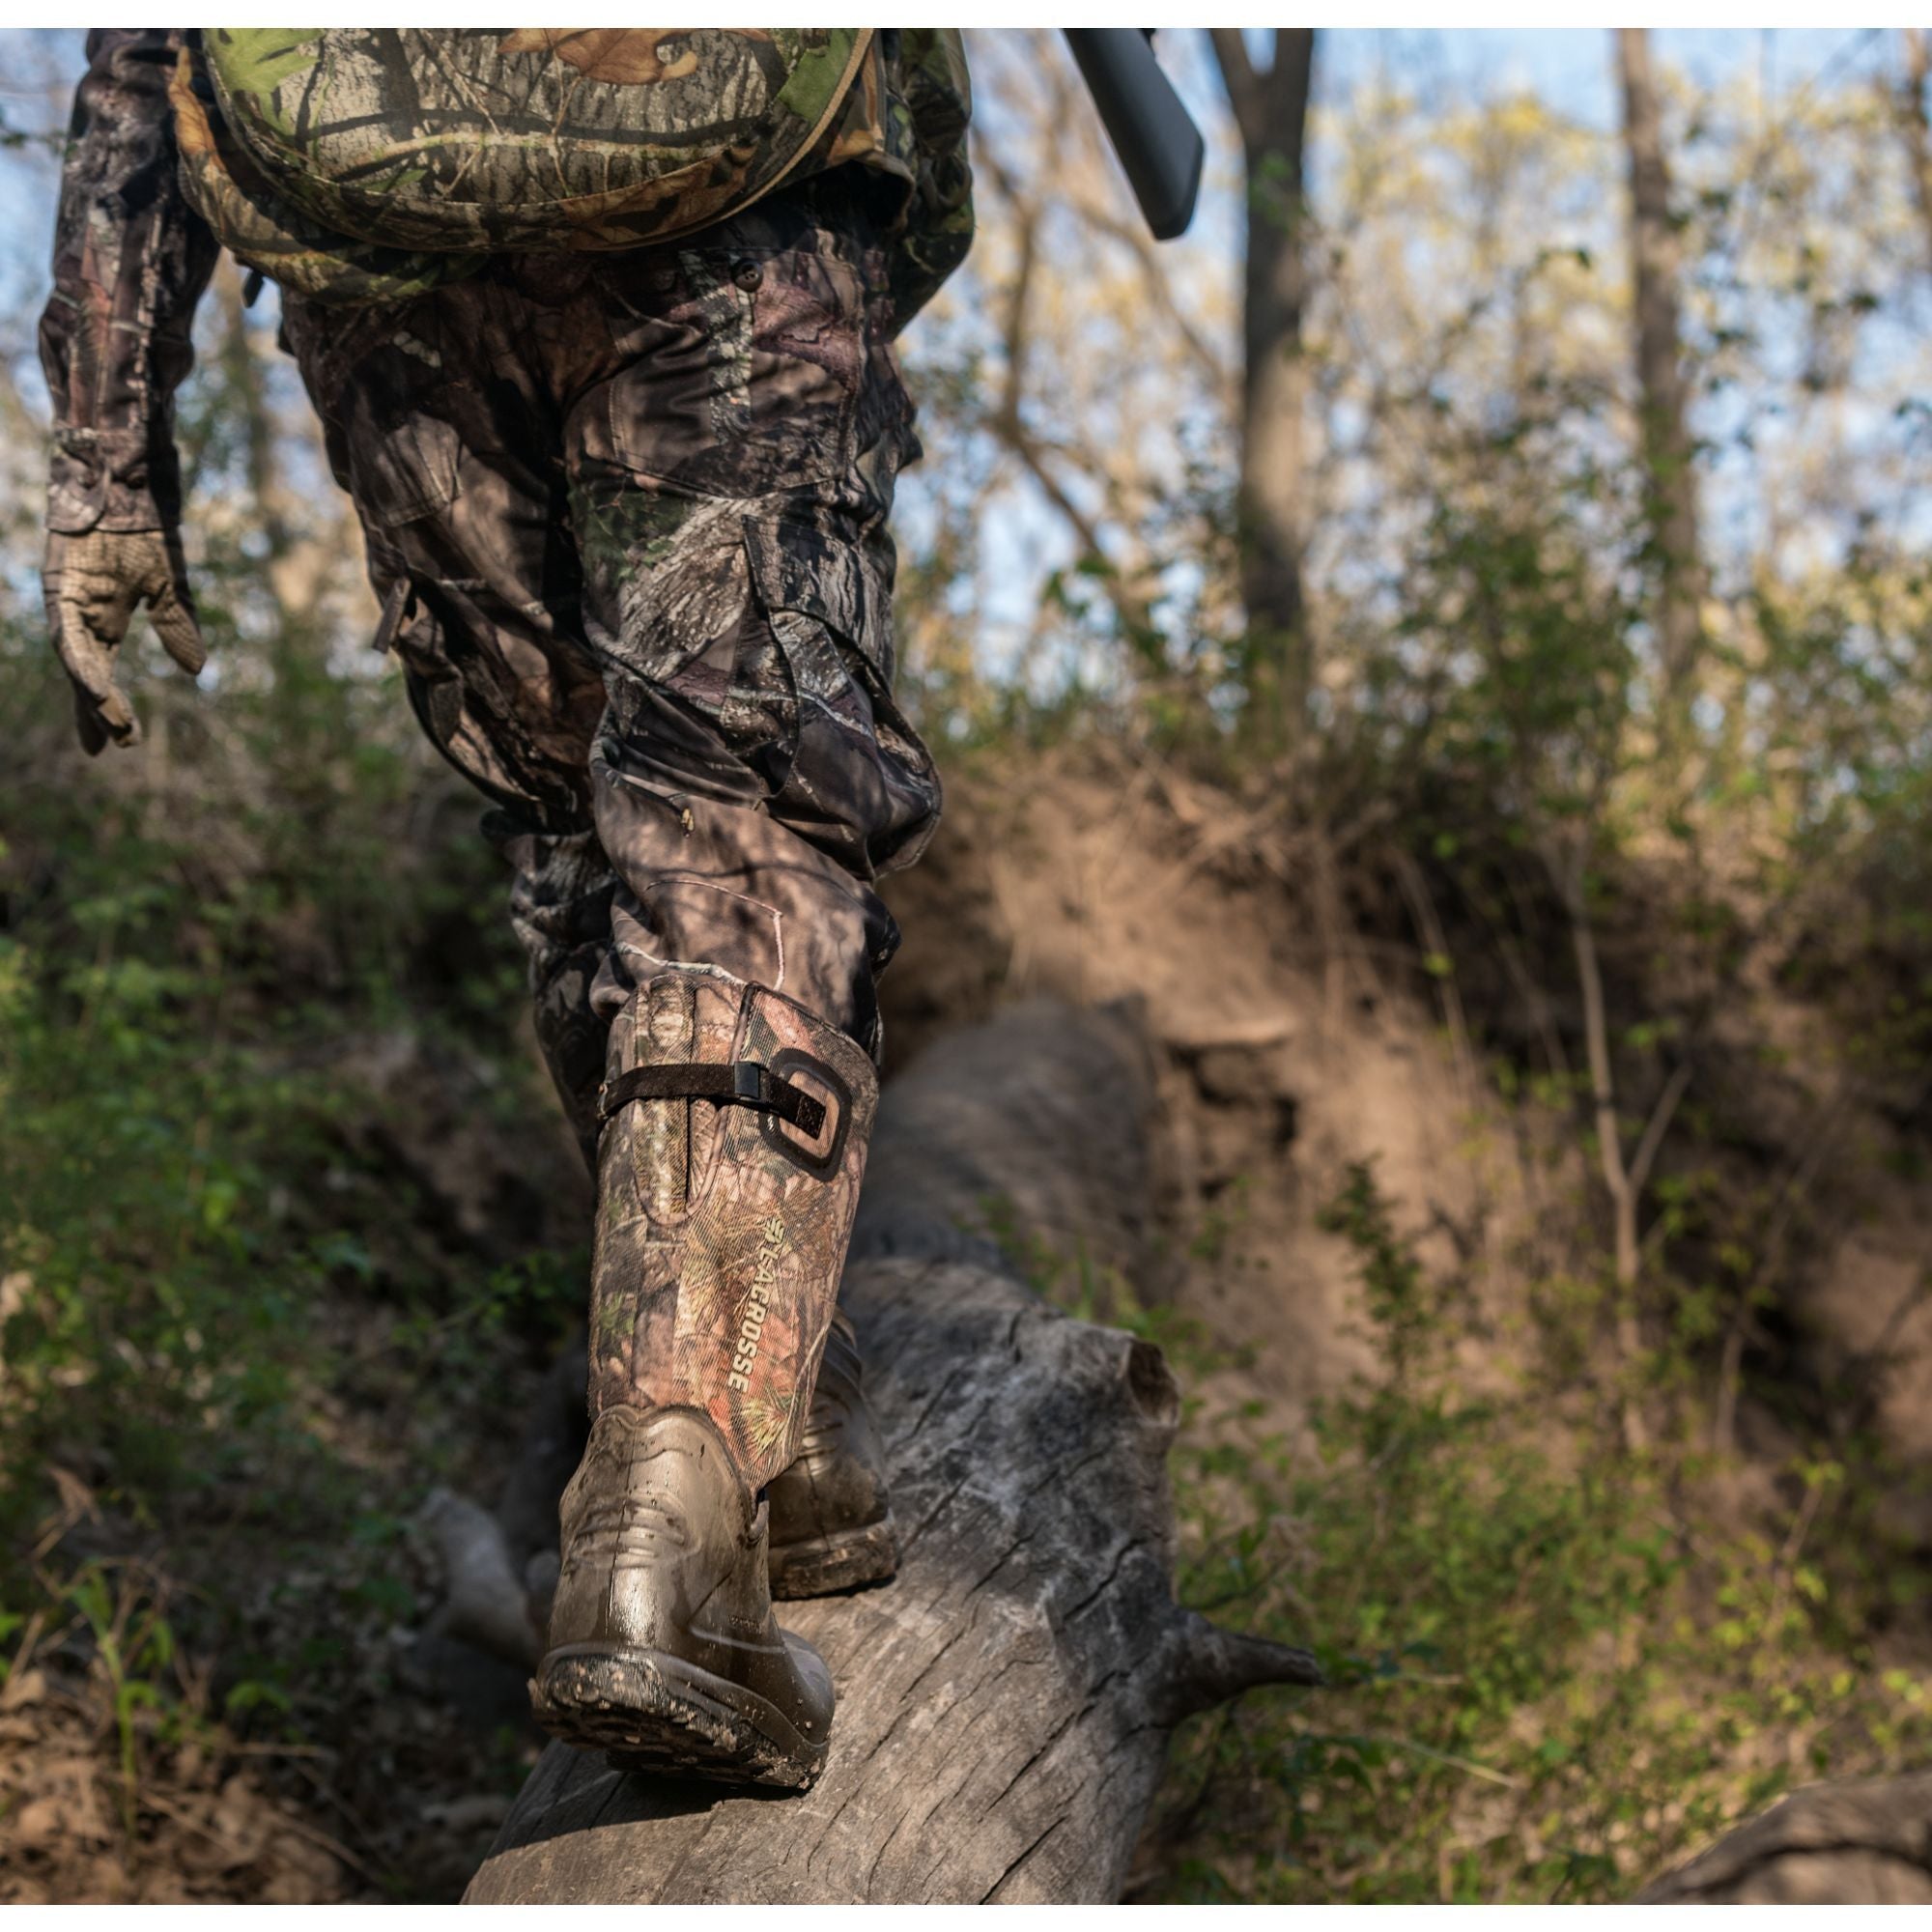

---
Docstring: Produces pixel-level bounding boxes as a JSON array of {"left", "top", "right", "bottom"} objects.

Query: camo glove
[{"left": 43, "top": 526, "right": 207, "bottom": 754}]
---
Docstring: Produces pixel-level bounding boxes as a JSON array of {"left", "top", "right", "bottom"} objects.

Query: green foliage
[
  {"left": 1130, "top": 1162, "right": 1932, "bottom": 1902},
  {"left": 0, "top": 638, "right": 560, "bottom": 1551},
  {"left": 1, "top": 911, "right": 322, "bottom": 1535},
  {"left": 58, "top": 1562, "right": 186, "bottom": 1832},
  {"left": 0, "top": 578, "right": 578, "bottom": 1884},
  {"left": 0, "top": 359, "right": 576, "bottom": 1749}
]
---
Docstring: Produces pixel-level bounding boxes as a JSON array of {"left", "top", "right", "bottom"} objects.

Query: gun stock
[{"left": 1065, "top": 29, "right": 1205, "bottom": 242}]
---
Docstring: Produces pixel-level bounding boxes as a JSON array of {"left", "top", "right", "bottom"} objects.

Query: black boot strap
[{"left": 598, "top": 1061, "right": 827, "bottom": 1138}]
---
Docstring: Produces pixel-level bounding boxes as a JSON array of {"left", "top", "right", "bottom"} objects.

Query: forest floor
[{"left": 5, "top": 739, "right": 1932, "bottom": 1902}]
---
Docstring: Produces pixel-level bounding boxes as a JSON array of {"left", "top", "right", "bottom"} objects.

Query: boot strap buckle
[{"left": 599, "top": 1060, "right": 828, "bottom": 1139}]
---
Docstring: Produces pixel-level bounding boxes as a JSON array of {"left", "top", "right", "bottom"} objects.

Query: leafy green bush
[{"left": 0, "top": 611, "right": 580, "bottom": 1660}]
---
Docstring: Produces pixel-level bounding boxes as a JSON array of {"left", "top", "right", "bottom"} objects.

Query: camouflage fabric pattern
[
  {"left": 174, "top": 28, "right": 972, "bottom": 322},
  {"left": 44, "top": 526, "right": 206, "bottom": 753},
  {"left": 200, "top": 30, "right": 869, "bottom": 253},
  {"left": 590, "top": 967, "right": 878, "bottom": 1489},
  {"left": 846, "top": 28, "right": 975, "bottom": 326},
  {"left": 499, "top": 781, "right": 902, "bottom": 1174},
  {"left": 40, "top": 30, "right": 219, "bottom": 536},
  {"left": 590, "top": 780, "right": 904, "bottom": 1063},
  {"left": 498, "top": 824, "right": 619, "bottom": 1167},
  {"left": 278, "top": 175, "right": 937, "bottom": 1155},
  {"left": 169, "top": 59, "right": 489, "bottom": 308}
]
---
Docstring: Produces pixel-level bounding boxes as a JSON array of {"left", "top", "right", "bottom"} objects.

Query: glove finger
[
  {"left": 71, "top": 686, "right": 108, "bottom": 757},
  {"left": 69, "top": 676, "right": 135, "bottom": 756},
  {"left": 50, "top": 583, "right": 141, "bottom": 753},
  {"left": 146, "top": 577, "right": 208, "bottom": 677},
  {"left": 51, "top": 583, "right": 125, "bottom": 704},
  {"left": 56, "top": 640, "right": 139, "bottom": 753}
]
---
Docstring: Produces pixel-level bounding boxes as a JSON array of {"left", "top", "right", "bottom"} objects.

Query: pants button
[{"left": 733, "top": 261, "right": 764, "bottom": 292}]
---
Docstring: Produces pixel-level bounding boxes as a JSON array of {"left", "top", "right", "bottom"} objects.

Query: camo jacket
[{"left": 39, "top": 27, "right": 972, "bottom": 538}]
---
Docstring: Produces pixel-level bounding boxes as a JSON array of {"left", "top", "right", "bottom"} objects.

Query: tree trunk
[
  {"left": 1616, "top": 28, "right": 1705, "bottom": 706},
  {"left": 1895, "top": 30, "right": 1932, "bottom": 273},
  {"left": 1209, "top": 28, "right": 1317, "bottom": 741},
  {"left": 461, "top": 1000, "right": 1320, "bottom": 1905}
]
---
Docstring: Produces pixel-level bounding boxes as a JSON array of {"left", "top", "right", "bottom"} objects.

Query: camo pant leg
[
  {"left": 283, "top": 273, "right": 625, "bottom": 1154},
  {"left": 283, "top": 177, "right": 939, "bottom": 1146},
  {"left": 497, "top": 823, "right": 617, "bottom": 1168},
  {"left": 563, "top": 180, "right": 942, "bottom": 1057}
]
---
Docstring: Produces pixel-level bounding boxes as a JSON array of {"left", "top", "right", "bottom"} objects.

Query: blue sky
[{"left": 1316, "top": 26, "right": 1879, "bottom": 122}]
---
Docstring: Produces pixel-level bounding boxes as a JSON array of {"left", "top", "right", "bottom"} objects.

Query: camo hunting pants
[{"left": 283, "top": 176, "right": 941, "bottom": 1164}]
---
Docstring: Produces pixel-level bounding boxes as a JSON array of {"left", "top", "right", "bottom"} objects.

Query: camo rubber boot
[
  {"left": 530, "top": 965, "right": 877, "bottom": 1790},
  {"left": 767, "top": 1309, "right": 897, "bottom": 1599}
]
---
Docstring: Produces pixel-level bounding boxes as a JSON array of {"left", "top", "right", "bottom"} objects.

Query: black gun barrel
[{"left": 1064, "top": 29, "right": 1205, "bottom": 242}]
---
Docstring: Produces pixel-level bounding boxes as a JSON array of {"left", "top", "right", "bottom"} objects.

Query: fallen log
[
  {"left": 1638, "top": 1774, "right": 1932, "bottom": 1904},
  {"left": 464, "top": 1000, "right": 1319, "bottom": 1904}
]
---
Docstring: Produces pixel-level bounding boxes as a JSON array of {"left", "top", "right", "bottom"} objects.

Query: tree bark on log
[
  {"left": 1639, "top": 1775, "right": 1932, "bottom": 1904},
  {"left": 463, "top": 1001, "right": 1319, "bottom": 1904}
]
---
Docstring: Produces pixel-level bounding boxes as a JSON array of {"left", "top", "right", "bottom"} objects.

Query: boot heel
[
  {"left": 538, "top": 1408, "right": 837, "bottom": 1792},
  {"left": 769, "top": 1513, "right": 899, "bottom": 1600}
]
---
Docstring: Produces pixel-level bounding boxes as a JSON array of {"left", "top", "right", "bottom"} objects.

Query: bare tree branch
[
  {"left": 1629, "top": 1060, "right": 1693, "bottom": 1198},
  {"left": 1209, "top": 28, "right": 1260, "bottom": 143},
  {"left": 1894, "top": 29, "right": 1932, "bottom": 272},
  {"left": 977, "top": 148, "right": 1161, "bottom": 645},
  {"left": 1062, "top": 192, "right": 1235, "bottom": 397},
  {"left": 1550, "top": 838, "right": 1650, "bottom": 1453}
]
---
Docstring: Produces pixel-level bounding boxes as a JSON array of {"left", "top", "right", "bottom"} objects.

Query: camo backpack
[{"left": 172, "top": 28, "right": 905, "bottom": 303}]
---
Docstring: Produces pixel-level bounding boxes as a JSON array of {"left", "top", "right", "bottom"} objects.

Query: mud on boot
[{"left": 531, "top": 1405, "right": 835, "bottom": 1789}]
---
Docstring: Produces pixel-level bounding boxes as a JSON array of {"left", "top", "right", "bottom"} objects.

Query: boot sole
[
  {"left": 769, "top": 1513, "right": 899, "bottom": 1601},
  {"left": 529, "top": 1643, "right": 829, "bottom": 1792}
]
